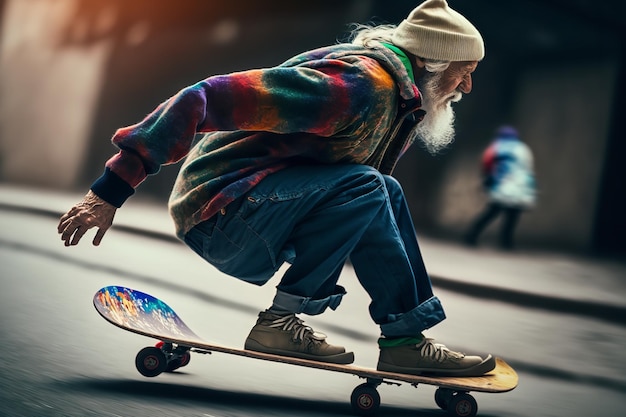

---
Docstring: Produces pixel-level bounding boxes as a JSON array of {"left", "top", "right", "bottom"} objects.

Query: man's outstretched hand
[{"left": 58, "top": 190, "right": 117, "bottom": 246}]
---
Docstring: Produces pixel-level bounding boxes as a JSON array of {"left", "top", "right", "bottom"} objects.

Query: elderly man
[{"left": 58, "top": 0, "right": 495, "bottom": 376}]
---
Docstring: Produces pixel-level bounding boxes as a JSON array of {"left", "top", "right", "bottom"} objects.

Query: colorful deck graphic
[{"left": 93, "top": 286, "right": 200, "bottom": 341}]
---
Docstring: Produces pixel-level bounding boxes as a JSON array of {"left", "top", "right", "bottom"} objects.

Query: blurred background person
[{"left": 464, "top": 125, "right": 537, "bottom": 250}]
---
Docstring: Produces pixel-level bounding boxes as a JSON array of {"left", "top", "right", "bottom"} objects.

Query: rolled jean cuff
[
  {"left": 380, "top": 296, "right": 446, "bottom": 338},
  {"left": 272, "top": 286, "right": 346, "bottom": 316}
]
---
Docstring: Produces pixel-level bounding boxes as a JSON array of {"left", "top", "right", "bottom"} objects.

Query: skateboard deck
[{"left": 93, "top": 285, "right": 518, "bottom": 417}]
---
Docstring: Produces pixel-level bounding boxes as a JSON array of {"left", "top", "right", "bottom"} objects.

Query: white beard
[{"left": 412, "top": 72, "right": 463, "bottom": 154}]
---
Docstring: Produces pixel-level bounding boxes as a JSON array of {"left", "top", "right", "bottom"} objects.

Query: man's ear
[
  {"left": 413, "top": 56, "right": 426, "bottom": 68},
  {"left": 412, "top": 56, "right": 427, "bottom": 81}
]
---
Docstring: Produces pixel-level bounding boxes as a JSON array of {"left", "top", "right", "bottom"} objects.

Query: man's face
[
  {"left": 412, "top": 60, "right": 478, "bottom": 154},
  {"left": 436, "top": 61, "right": 478, "bottom": 98}
]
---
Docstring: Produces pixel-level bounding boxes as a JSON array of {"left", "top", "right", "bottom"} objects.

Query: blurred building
[{"left": 0, "top": 0, "right": 624, "bottom": 255}]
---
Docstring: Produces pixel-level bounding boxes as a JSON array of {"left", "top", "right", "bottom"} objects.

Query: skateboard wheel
[
  {"left": 179, "top": 351, "right": 191, "bottom": 367},
  {"left": 165, "top": 358, "right": 183, "bottom": 372},
  {"left": 435, "top": 388, "right": 454, "bottom": 410},
  {"left": 350, "top": 383, "right": 381, "bottom": 416},
  {"left": 135, "top": 346, "right": 167, "bottom": 377},
  {"left": 165, "top": 352, "right": 191, "bottom": 372},
  {"left": 447, "top": 392, "right": 478, "bottom": 417}
]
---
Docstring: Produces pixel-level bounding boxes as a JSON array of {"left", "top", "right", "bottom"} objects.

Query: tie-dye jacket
[{"left": 91, "top": 44, "right": 424, "bottom": 239}]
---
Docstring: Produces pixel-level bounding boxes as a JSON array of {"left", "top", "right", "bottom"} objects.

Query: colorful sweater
[
  {"left": 481, "top": 134, "right": 537, "bottom": 209},
  {"left": 91, "top": 44, "right": 424, "bottom": 239}
]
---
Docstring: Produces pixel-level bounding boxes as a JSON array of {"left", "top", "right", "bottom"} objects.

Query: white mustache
[{"left": 447, "top": 91, "right": 463, "bottom": 103}]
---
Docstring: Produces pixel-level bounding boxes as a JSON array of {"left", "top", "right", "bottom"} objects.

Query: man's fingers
[
  {"left": 58, "top": 213, "right": 72, "bottom": 233},
  {"left": 61, "top": 222, "right": 80, "bottom": 245},
  {"left": 70, "top": 226, "right": 88, "bottom": 246},
  {"left": 92, "top": 227, "right": 108, "bottom": 246},
  {"left": 58, "top": 207, "right": 83, "bottom": 233},
  {"left": 60, "top": 220, "right": 90, "bottom": 245},
  {"left": 61, "top": 220, "right": 105, "bottom": 246},
  {"left": 58, "top": 206, "right": 80, "bottom": 230},
  {"left": 57, "top": 217, "right": 74, "bottom": 234}
]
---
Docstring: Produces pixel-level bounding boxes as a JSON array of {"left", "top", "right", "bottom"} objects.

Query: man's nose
[{"left": 459, "top": 76, "right": 472, "bottom": 94}]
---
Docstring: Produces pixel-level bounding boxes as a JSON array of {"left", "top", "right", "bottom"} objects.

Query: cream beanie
[{"left": 391, "top": 0, "right": 484, "bottom": 61}]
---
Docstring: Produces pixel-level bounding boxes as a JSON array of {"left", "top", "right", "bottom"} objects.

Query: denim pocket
[
  {"left": 203, "top": 216, "right": 244, "bottom": 265},
  {"left": 184, "top": 217, "right": 243, "bottom": 266}
]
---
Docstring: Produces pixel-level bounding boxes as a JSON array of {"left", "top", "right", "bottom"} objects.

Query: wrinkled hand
[{"left": 57, "top": 190, "right": 117, "bottom": 246}]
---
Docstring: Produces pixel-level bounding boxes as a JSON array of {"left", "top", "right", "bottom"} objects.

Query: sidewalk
[
  {"left": 2, "top": 183, "right": 625, "bottom": 326},
  {"left": 421, "top": 236, "right": 626, "bottom": 326}
]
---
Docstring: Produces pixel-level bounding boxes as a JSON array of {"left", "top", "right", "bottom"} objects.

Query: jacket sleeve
[{"left": 92, "top": 57, "right": 391, "bottom": 207}]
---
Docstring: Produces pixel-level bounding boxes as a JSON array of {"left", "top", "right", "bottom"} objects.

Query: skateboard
[{"left": 93, "top": 285, "right": 518, "bottom": 417}]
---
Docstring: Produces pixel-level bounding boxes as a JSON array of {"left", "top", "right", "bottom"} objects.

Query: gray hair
[{"left": 348, "top": 23, "right": 450, "bottom": 73}]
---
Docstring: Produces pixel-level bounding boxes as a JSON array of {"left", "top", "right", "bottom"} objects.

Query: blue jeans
[{"left": 183, "top": 164, "right": 445, "bottom": 337}]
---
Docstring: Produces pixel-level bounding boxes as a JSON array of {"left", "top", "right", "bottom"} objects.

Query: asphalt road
[{"left": 1, "top": 208, "right": 625, "bottom": 417}]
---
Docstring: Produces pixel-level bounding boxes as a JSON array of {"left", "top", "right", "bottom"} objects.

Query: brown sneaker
[
  {"left": 377, "top": 337, "right": 496, "bottom": 377},
  {"left": 244, "top": 311, "right": 354, "bottom": 364}
]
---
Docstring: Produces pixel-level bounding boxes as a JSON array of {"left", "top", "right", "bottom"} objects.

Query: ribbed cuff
[{"left": 90, "top": 168, "right": 135, "bottom": 208}]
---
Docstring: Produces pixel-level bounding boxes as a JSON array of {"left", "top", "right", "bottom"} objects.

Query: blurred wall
[
  {"left": 0, "top": 0, "right": 624, "bottom": 254},
  {"left": 0, "top": 0, "right": 112, "bottom": 187},
  {"left": 419, "top": 58, "right": 617, "bottom": 250},
  {"left": 510, "top": 61, "right": 616, "bottom": 248}
]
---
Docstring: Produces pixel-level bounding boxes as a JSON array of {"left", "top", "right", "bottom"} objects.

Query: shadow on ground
[{"left": 51, "top": 377, "right": 512, "bottom": 417}]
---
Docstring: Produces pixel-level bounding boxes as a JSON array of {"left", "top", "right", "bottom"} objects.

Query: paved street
[{"left": 1, "top": 185, "right": 625, "bottom": 417}]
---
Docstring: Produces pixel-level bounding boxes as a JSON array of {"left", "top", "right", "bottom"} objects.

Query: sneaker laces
[
  {"left": 268, "top": 314, "right": 327, "bottom": 343},
  {"left": 419, "top": 338, "right": 465, "bottom": 363}
]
